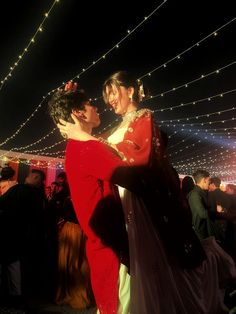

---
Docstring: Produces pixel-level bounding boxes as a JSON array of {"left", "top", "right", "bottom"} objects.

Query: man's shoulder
[
  {"left": 188, "top": 185, "right": 198, "bottom": 194},
  {"left": 66, "top": 140, "right": 87, "bottom": 160},
  {"left": 187, "top": 186, "right": 201, "bottom": 200},
  {"left": 67, "top": 139, "right": 100, "bottom": 151},
  {"left": 215, "top": 188, "right": 226, "bottom": 196},
  {"left": 211, "top": 188, "right": 229, "bottom": 200},
  {"left": 3, "top": 183, "right": 24, "bottom": 195}
]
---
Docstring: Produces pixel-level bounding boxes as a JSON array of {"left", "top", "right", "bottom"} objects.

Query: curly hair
[{"left": 48, "top": 88, "right": 88, "bottom": 125}]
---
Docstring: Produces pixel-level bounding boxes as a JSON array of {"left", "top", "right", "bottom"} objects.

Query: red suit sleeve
[
  {"left": 85, "top": 141, "right": 126, "bottom": 180},
  {"left": 66, "top": 140, "right": 143, "bottom": 192}
]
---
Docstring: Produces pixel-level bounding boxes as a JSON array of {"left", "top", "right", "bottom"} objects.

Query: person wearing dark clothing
[
  {"left": 187, "top": 170, "right": 211, "bottom": 240},
  {"left": 226, "top": 184, "right": 236, "bottom": 210},
  {"left": 0, "top": 169, "right": 47, "bottom": 305},
  {"left": 208, "top": 177, "right": 232, "bottom": 247},
  {"left": 44, "top": 175, "right": 71, "bottom": 301}
]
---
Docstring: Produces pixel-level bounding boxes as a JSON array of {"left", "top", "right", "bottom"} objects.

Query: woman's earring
[{"left": 129, "top": 96, "right": 133, "bottom": 103}]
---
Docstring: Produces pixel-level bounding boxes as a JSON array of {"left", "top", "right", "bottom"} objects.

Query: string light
[
  {"left": 144, "top": 60, "right": 236, "bottom": 101},
  {"left": 99, "top": 88, "right": 236, "bottom": 137},
  {"left": 162, "top": 117, "right": 235, "bottom": 127},
  {"left": 0, "top": 0, "right": 60, "bottom": 91},
  {"left": 139, "top": 17, "right": 236, "bottom": 80},
  {"left": 0, "top": 100, "right": 46, "bottom": 147},
  {"left": 173, "top": 150, "right": 236, "bottom": 182},
  {"left": 0, "top": 2, "right": 166, "bottom": 146},
  {"left": 159, "top": 107, "right": 235, "bottom": 123},
  {"left": 151, "top": 87, "right": 236, "bottom": 112},
  {"left": 61, "top": 1, "right": 167, "bottom": 84},
  {"left": 0, "top": 3, "right": 234, "bottom": 182},
  {"left": 0, "top": 149, "right": 64, "bottom": 170}
]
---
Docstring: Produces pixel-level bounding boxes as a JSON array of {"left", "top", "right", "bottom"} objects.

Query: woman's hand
[
  {"left": 57, "top": 113, "right": 97, "bottom": 142},
  {"left": 57, "top": 114, "right": 85, "bottom": 140}
]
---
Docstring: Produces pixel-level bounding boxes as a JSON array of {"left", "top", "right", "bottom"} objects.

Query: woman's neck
[{"left": 122, "top": 104, "right": 138, "bottom": 117}]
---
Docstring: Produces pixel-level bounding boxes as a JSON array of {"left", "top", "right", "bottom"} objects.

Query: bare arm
[{"left": 58, "top": 114, "right": 118, "bottom": 151}]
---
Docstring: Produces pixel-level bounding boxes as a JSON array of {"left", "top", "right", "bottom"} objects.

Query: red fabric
[
  {"left": 65, "top": 140, "right": 126, "bottom": 314},
  {"left": 115, "top": 110, "right": 156, "bottom": 166},
  {"left": 8, "top": 161, "right": 19, "bottom": 181}
]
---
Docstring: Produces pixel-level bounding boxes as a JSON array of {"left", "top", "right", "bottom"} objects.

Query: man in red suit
[{"left": 48, "top": 86, "right": 133, "bottom": 314}]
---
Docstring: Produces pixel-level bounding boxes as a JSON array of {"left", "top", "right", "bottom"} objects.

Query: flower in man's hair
[{"left": 64, "top": 80, "right": 78, "bottom": 92}]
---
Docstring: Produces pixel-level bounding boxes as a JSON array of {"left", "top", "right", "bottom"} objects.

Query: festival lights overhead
[
  {"left": 138, "top": 17, "right": 236, "bottom": 80},
  {"left": 0, "top": 0, "right": 60, "bottom": 91},
  {"left": 0, "top": 3, "right": 235, "bottom": 181},
  {"left": 0, "top": 1, "right": 167, "bottom": 147}
]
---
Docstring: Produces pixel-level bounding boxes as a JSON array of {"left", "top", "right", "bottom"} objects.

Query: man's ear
[{"left": 72, "top": 109, "right": 86, "bottom": 119}]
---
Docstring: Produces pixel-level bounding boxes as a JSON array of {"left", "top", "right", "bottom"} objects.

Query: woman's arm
[
  {"left": 58, "top": 114, "right": 118, "bottom": 151},
  {"left": 57, "top": 114, "right": 98, "bottom": 141},
  {"left": 114, "top": 110, "right": 153, "bottom": 166}
]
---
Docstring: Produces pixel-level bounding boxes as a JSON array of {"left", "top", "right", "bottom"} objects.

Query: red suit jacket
[{"left": 65, "top": 139, "right": 129, "bottom": 314}]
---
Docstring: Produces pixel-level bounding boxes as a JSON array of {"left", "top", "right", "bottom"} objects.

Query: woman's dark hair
[
  {"left": 181, "top": 176, "right": 195, "bottom": 196},
  {"left": 102, "top": 70, "right": 146, "bottom": 104},
  {"left": 48, "top": 88, "right": 88, "bottom": 125}
]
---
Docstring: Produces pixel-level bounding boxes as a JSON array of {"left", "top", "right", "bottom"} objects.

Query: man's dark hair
[
  {"left": 48, "top": 88, "right": 88, "bottom": 125},
  {"left": 57, "top": 171, "right": 67, "bottom": 180},
  {"left": 31, "top": 169, "right": 46, "bottom": 182},
  {"left": 0, "top": 166, "right": 15, "bottom": 180},
  {"left": 209, "top": 177, "right": 221, "bottom": 188},
  {"left": 192, "top": 169, "right": 210, "bottom": 184}
]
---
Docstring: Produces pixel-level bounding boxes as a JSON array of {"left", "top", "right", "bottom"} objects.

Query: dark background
[{"left": 0, "top": 0, "right": 235, "bottom": 181}]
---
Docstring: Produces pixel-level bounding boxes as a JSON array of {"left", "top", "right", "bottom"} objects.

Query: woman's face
[{"left": 105, "top": 84, "right": 134, "bottom": 116}]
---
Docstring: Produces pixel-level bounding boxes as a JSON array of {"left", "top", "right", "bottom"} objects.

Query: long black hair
[{"left": 102, "top": 70, "right": 146, "bottom": 104}]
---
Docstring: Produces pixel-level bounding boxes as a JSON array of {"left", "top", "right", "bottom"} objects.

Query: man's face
[
  {"left": 51, "top": 183, "right": 59, "bottom": 193},
  {"left": 81, "top": 102, "right": 100, "bottom": 128},
  {"left": 208, "top": 183, "right": 216, "bottom": 192},
  {"left": 25, "top": 172, "right": 41, "bottom": 187},
  {"left": 203, "top": 177, "right": 210, "bottom": 190}
]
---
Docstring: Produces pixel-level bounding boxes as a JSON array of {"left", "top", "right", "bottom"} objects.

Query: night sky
[{"left": 0, "top": 0, "right": 235, "bottom": 181}]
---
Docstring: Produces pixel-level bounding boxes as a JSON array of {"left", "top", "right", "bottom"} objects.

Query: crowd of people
[
  {"left": 0, "top": 70, "right": 236, "bottom": 313},
  {"left": 0, "top": 167, "right": 95, "bottom": 310}
]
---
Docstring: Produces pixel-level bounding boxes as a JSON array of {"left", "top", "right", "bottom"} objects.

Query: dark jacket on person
[
  {"left": 0, "top": 183, "right": 46, "bottom": 263},
  {"left": 187, "top": 185, "right": 210, "bottom": 240}
]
